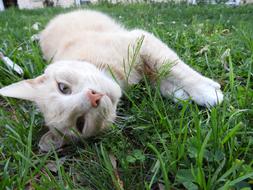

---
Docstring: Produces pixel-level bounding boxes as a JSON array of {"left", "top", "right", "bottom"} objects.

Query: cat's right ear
[{"left": 0, "top": 75, "right": 47, "bottom": 101}]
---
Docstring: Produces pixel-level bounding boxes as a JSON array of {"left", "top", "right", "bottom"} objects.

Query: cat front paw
[{"left": 186, "top": 77, "right": 223, "bottom": 107}]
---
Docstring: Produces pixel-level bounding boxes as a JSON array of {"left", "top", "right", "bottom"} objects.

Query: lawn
[{"left": 0, "top": 3, "right": 253, "bottom": 190}]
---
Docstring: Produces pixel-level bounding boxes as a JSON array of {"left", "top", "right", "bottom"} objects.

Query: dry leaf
[
  {"left": 195, "top": 45, "right": 209, "bottom": 55},
  {"left": 221, "top": 29, "right": 230, "bottom": 35},
  {"left": 221, "top": 48, "right": 231, "bottom": 71},
  {"left": 0, "top": 52, "right": 24, "bottom": 75},
  {"left": 31, "top": 34, "right": 40, "bottom": 42},
  {"left": 109, "top": 153, "right": 124, "bottom": 189},
  {"left": 158, "top": 183, "right": 165, "bottom": 190},
  {"left": 46, "top": 157, "right": 66, "bottom": 173},
  {"left": 24, "top": 174, "right": 40, "bottom": 190},
  {"left": 109, "top": 154, "right": 117, "bottom": 169},
  {"left": 32, "top": 22, "right": 40, "bottom": 31}
]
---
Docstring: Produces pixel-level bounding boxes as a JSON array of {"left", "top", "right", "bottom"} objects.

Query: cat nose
[{"left": 87, "top": 90, "right": 104, "bottom": 108}]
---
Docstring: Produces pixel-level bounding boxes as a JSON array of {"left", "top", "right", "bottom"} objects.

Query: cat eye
[{"left": 58, "top": 82, "right": 72, "bottom": 95}]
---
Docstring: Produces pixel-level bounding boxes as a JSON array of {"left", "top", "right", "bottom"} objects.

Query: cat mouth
[{"left": 75, "top": 115, "right": 85, "bottom": 133}]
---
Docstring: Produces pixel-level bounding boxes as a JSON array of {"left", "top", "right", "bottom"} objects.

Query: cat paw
[
  {"left": 160, "top": 77, "right": 223, "bottom": 107},
  {"left": 186, "top": 77, "right": 223, "bottom": 107},
  {"left": 39, "top": 131, "right": 65, "bottom": 152}
]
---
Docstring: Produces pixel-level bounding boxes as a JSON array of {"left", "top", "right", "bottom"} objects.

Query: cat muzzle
[{"left": 87, "top": 90, "right": 104, "bottom": 108}]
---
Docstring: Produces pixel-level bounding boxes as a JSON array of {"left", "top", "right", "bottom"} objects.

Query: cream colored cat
[{"left": 0, "top": 10, "right": 223, "bottom": 151}]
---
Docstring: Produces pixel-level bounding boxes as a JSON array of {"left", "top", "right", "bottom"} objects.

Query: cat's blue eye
[{"left": 58, "top": 82, "right": 72, "bottom": 95}]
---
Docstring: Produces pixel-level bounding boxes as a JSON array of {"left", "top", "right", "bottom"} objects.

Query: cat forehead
[
  {"left": 44, "top": 60, "right": 100, "bottom": 80},
  {"left": 45, "top": 60, "right": 98, "bottom": 74}
]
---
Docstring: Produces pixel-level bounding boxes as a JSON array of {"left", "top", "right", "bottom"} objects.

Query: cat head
[{"left": 0, "top": 60, "right": 122, "bottom": 151}]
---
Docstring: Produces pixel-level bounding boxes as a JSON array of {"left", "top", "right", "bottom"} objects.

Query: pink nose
[{"left": 87, "top": 90, "right": 104, "bottom": 108}]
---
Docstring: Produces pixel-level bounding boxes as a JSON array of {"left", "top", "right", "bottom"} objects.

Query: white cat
[{"left": 0, "top": 10, "right": 223, "bottom": 151}]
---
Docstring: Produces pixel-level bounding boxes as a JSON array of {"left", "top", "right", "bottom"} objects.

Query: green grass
[{"left": 0, "top": 3, "right": 253, "bottom": 190}]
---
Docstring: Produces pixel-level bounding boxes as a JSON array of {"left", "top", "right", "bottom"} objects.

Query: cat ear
[{"left": 0, "top": 75, "right": 47, "bottom": 101}]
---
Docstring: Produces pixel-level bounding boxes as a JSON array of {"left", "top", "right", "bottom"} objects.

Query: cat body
[
  {"left": 40, "top": 10, "right": 144, "bottom": 86},
  {"left": 0, "top": 10, "right": 223, "bottom": 151}
]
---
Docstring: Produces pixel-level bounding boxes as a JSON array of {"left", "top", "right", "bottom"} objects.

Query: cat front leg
[{"left": 131, "top": 29, "right": 223, "bottom": 107}]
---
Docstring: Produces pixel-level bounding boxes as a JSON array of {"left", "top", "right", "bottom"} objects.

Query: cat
[{"left": 0, "top": 10, "right": 223, "bottom": 152}]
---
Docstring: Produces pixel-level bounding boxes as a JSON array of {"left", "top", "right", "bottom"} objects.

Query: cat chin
[{"left": 38, "top": 111, "right": 111, "bottom": 152}]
